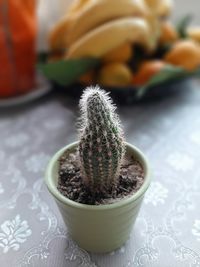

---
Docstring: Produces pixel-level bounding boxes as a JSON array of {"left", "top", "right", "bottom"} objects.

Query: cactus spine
[{"left": 78, "top": 86, "right": 125, "bottom": 194}]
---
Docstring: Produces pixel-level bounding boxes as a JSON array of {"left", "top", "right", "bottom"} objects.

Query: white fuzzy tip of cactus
[
  {"left": 80, "top": 85, "right": 115, "bottom": 111},
  {"left": 78, "top": 86, "right": 122, "bottom": 134}
]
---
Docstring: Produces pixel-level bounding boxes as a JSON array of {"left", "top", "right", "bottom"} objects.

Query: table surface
[{"left": 0, "top": 81, "right": 200, "bottom": 267}]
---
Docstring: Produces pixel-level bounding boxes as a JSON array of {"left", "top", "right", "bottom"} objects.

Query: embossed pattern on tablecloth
[{"left": 0, "top": 82, "right": 200, "bottom": 267}]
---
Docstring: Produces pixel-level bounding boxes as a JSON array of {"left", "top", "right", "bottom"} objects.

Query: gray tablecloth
[{"left": 0, "top": 81, "right": 200, "bottom": 267}]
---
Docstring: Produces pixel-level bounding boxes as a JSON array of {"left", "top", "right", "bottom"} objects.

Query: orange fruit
[
  {"left": 98, "top": 62, "right": 132, "bottom": 87},
  {"left": 164, "top": 40, "right": 200, "bottom": 71},
  {"left": 103, "top": 42, "right": 133, "bottom": 63},
  {"left": 133, "top": 60, "right": 165, "bottom": 86},
  {"left": 159, "top": 21, "right": 178, "bottom": 45},
  {"left": 79, "top": 70, "right": 95, "bottom": 84}
]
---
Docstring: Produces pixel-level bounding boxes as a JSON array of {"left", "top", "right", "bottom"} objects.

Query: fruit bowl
[
  {"left": 0, "top": 74, "right": 51, "bottom": 107},
  {"left": 53, "top": 76, "right": 193, "bottom": 105},
  {"left": 41, "top": 56, "right": 199, "bottom": 104},
  {"left": 38, "top": 2, "right": 200, "bottom": 105}
]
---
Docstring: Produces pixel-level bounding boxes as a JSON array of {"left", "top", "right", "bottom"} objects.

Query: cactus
[{"left": 78, "top": 86, "right": 125, "bottom": 194}]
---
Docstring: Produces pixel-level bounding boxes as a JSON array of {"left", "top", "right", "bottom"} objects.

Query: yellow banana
[
  {"left": 145, "top": 13, "right": 161, "bottom": 50},
  {"left": 66, "top": 0, "right": 149, "bottom": 45},
  {"left": 48, "top": 0, "right": 93, "bottom": 51},
  {"left": 66, "top": 17, "right": 156, "bottom": 59},
  {"left": 67, "top": 0, "right": 93, "bottom": 14},
  {"left": 48, "top": 18, "right": 72, "bottom": 51},
  {"left": 144, "top": 0, "right": 173, "bottom": 17}
]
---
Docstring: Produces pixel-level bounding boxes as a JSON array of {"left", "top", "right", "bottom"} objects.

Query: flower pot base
[{"left": 45, "top": 142, "right": 150, "bottom": 254}]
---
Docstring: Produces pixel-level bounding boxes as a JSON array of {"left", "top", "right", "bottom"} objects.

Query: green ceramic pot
[{"left": 45, "top": 141, "right": 150, "bottom": 253}]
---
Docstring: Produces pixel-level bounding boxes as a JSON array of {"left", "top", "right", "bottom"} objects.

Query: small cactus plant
[{"left": 78, "top": 86, "right": 125, "bottom": 194}]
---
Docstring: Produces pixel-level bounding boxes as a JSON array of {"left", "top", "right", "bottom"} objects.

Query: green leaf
[
  {"left": 176, "top": 14, "right": 192, "bottom": 38},
  {"left": 38, "top": 57, "right": 100, "bottom": 86},
  {"left": 136, "top": 65, "right": 200, "bottom": 99}
]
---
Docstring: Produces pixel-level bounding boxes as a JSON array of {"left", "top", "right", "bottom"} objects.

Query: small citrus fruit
[
  {"left": 164, "top": 40, "right": 200, "bottom": 71},
  {"left": 98, "top": 62, "right": 132, "bottom": 87},
  {"left": 103, "top": 42, "right": 133, "bottom": 63},
  {"left": 133, "top": 60, "right": 165, "bottom": 86}
]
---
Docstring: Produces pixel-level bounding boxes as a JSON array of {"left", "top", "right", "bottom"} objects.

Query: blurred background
[
  {"left": 1, "top": 2, "right": 200, "bottom": 266},
  {"left": 37, "top": 0, "right": 200, "bottom": 50},
  {"left": 1, "top": 0, "right": 200, "bottom": 102}
]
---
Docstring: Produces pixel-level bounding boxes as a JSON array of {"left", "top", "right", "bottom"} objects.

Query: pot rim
[{"left": 45, "top": 141, "right": 151, "bottom": 211}]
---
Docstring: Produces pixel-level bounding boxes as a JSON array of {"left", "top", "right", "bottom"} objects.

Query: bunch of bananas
[{"left": 48, "top": 0, "right": 200, "bottom": 87}]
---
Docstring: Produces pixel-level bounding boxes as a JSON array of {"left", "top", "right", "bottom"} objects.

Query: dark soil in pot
[{"left": 57, "top": 150, "right": 144, "bottom": 205}]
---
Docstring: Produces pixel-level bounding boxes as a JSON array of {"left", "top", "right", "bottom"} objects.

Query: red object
[{"left": 0, "top": 0, "right": 37, "bottom": 98}]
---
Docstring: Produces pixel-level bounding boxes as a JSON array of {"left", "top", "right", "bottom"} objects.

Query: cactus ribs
[{"left": 57, "top": 87, "right": 144, "bottom": 205}]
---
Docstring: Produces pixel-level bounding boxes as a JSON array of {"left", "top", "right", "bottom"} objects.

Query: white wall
[{"left": 172, "top": 0, "right": 200, "bottom": 24}]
